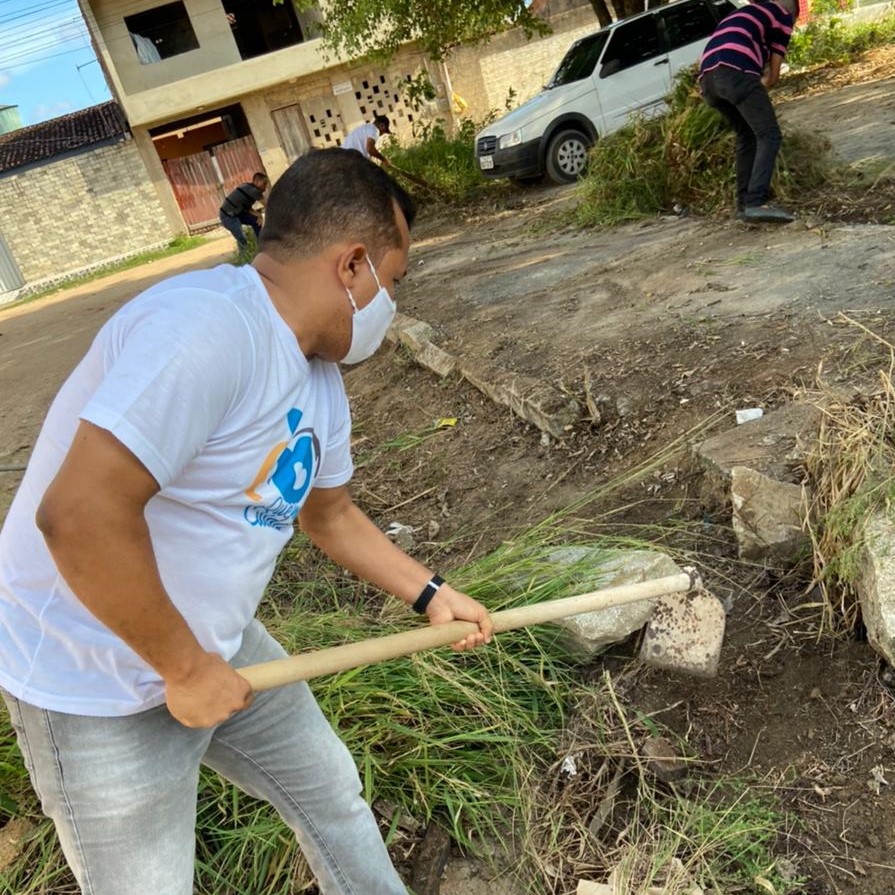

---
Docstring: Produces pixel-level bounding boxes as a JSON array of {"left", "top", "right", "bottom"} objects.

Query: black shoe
[{"left": 742, "top": 205, "right": 794, "bottom": 223}]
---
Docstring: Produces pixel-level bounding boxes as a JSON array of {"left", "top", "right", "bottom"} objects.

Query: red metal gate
[{"left": 162, "top": 136, "right": 264, "bottom": 230}]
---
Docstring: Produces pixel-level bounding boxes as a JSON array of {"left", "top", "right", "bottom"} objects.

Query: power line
[
  {"left": 0, "top": 16, "right": 85, "bottom": 56},
  {"left": 0, "top": 42, "right": 94, "bottom": 71},
  {"left": 0, "top": 29, "right": 90, "bottom": 68},
  {"left": 0, "top": 0, "right": 73, "bottom": 27}
]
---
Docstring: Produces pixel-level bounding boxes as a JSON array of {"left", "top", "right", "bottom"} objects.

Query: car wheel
[{"left": 545, "top": 129, "right": 593, "bottom": 184}]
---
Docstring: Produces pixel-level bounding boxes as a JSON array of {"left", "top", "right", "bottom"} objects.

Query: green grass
[
  {"left": 0, "top": 421, "right": 805, "bottom": 893},
  {"left": 385, "top": 118, "right": 512, "bottom": 205},
  {"left": 354, "top": 418, "right": 458, "bottom": 469},
  {"left": 5, "top": 235, "right": 208, "bottom": 309},
  {"left": 788, "top": 5, "right": 895, "bottom": 69}
]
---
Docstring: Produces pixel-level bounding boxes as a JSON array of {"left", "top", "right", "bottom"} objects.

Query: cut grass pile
[{"left": 575, "top": 67, "right": 833, "bottom": 227}]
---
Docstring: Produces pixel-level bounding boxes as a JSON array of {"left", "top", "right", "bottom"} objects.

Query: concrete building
[
  {"left": 77, "top": 0, "right": 456, "bottom": 233},
  {"left": 76, "top": 0, "right": 601, "bottom": 234},
  {"left": 0, "top": 102, "right": 173, "bottom": 302}
]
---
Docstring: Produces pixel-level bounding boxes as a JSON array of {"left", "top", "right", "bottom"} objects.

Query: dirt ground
[{"left": 2, "top": 51, "right": 895, "bottom": 895}]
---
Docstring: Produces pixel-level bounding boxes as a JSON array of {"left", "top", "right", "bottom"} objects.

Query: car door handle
[{"left": 654, "top": 57, "right": 670, "bottom": 65}]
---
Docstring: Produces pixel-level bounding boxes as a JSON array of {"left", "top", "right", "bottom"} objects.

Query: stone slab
[
  {"left": 459, "top": 357, "right": 581, "bottom": 438},
  {"left": 696, "top": 402, "right": 821, "bottom": 483},
  {"left": 387, "top": 312, "right": 581, "bottom": 438},
  {"left": 730, "top": 465, "right": 810, "bottom": 565}
]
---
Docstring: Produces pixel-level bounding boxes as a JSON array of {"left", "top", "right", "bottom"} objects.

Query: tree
[
  {"left": 588, "top": 0, "right": 614, "bottom": 27},
  {"left": 296, "top": 0, "right": 550, "bottom": 62}
]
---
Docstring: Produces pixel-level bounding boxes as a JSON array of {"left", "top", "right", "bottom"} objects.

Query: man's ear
[{"left": 337, "top": 244, "right": 367, "bottom": 289}]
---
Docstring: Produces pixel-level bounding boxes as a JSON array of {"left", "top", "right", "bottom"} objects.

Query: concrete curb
[{"left": 387, "top": 312, "right": 581, "bottom": 438}]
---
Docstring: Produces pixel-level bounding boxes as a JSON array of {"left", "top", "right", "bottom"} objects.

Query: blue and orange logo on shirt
[{"left": 243, "top": 408, "right": 320, "bottom": 529}]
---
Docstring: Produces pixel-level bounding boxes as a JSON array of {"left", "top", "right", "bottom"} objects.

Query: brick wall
[
  {"left": 0, "top": 138, "right": 174, "bottom": 289},
  {"left": 446, "top": 5, "right": 602, "bottom": 120}
]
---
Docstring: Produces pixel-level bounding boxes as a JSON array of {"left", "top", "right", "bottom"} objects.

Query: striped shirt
[
  {"left": 699, "top": 0, "right": 794, "bottom": 78},
  {"left": 220, "top": 182, "right": 264, "bottom": 217}
]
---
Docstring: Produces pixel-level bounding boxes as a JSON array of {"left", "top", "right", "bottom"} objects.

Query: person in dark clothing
[
  {"left": 219, "top": 172, "right": 270, "bottom": 252},
  {"left": 699, "top": 0, "right": 799, "bottom": 223}
]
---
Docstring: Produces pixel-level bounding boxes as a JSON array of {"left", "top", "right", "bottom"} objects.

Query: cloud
[
  {"left": 33, "top": 100, "right": 76, "bottom": 120},
  {"left": 0, "top": 72, "right": 9, "bottom": 89}
]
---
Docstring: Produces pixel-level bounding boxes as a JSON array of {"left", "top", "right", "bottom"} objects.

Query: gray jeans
[{"left": 2, "top": 620, "right": 407, "bottom": 895}]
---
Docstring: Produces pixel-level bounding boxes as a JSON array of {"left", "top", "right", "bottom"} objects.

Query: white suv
[{"left": 475, "top": 0, "right": 737, "bottom": 184}]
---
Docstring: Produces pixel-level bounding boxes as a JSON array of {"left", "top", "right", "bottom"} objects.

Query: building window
[
  {"left": 224, "top": 0, "right": 304, "bottom": 60},
  {"left": 125, "top": 2, "right": 199, "bottom": 63}
]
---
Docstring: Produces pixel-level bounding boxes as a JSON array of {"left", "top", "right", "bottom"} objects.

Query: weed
[
  {"left": 788, "top": 5, "right": 895, "bottom": 69},
  {"left": 802, "top": 317, "right": 895, "bottom": 631},
  {"left": 0, "top": 419, "right": 801, "bottom": 894},
  {"left": 386, "top": 117, "right": 512, "bottom": 205},
  {"left": 354, "top": 418, "right": 458, "bottom": 469}
]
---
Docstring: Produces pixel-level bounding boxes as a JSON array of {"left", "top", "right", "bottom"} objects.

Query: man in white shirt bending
[
  {"left": 0, "top": 148, "right": 491, "bottom": 895},
  {"left": 342, "top": 113, "right": 392, "bottom": 166}
]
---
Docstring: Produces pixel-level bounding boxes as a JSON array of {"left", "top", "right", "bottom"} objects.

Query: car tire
[{"left": 545, "top": 129, "right": 593, "bottom": 184}]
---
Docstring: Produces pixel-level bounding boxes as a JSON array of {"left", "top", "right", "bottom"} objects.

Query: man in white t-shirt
[
  {"left": 0, "top": 149, "right": 492, "bottom": 895},
  {"left": 342, "top": 113, "right": 392, "bottom": 166}
]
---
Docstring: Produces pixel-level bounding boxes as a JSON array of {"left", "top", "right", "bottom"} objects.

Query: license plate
[{"left": 479, "top": 155, "right": 494, "bottom": 170}]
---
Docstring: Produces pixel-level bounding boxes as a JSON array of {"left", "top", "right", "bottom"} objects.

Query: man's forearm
[{"left": 301, "top": 501, "right": 432, "bottom": 603}]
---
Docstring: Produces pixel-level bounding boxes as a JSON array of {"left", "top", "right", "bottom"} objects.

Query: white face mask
[{"left": 341, "top": 256, "right": 396, "bottom": 365}]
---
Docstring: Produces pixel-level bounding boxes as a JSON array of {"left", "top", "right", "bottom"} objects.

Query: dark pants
[
  {"left": 701, "top": 66, "right": 782, "bottom": 209},
  {"left": 219, "top": 210, "right": 261, "bottom": 248}
]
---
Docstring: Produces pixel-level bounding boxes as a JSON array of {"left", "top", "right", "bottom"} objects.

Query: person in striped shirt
[{"left": 699, "top": 0, "right": 799, "bottom": 223}]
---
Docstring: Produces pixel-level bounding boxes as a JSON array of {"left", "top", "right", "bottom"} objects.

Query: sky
[{"left": 0, "top": 0, "right": 112, "bottom": 128}]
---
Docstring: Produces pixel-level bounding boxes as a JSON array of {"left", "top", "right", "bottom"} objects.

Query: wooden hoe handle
[{"left": 238, "top": 570, "right": 698, "bottom": 692}]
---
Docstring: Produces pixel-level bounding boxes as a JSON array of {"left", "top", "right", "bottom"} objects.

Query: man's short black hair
[
  {"left": 252, "top": 172, "right": 269, "bottom": 183},
  {"left": 259, "top": 149, "right": 415, "bottom": 263}
]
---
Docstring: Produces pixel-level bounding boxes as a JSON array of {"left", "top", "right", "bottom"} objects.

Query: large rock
[
  {"left": 518, "top": 546, "right": 684, "bottom": 659},
  {"left": 730, "top": 466, "right": 810, "bottom": 565},
  {"left": 855, "top": 510, "right": 895, "bottom": 666},
  {"left": 695, "top": 403, "right": 821, "bottom": 507}
]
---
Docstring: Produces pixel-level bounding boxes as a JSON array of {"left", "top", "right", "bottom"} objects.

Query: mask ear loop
[
  {"left": 366, "top": 255, "right": 384, "bottom": 291},
  {"left": 345, "top": 287, "right": 359, "bottom": 313}
]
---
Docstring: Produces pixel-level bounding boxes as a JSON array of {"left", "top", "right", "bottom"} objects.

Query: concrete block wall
[
  {"left": 0, "top": 139, "right": 174, "bottom": 286},
  {"left": 446, "top": 5, "right": 602, "bottom": 121},
  {"left": 258, "top": 46, "right": 448, "bottom": 179}
]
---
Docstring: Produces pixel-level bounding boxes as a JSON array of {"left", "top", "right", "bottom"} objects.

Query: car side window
[
  {"left": 660, "top": 0, "right": 719, "bottom": 51},
  {"left": 599, "top": 16, "right": 662, "bottom": 79},
  {"left": 708, "top": 0, "right": 737, "bottom": 20},
  {"left": 549, "top": 32, "right": 609, "bottom": 88}
]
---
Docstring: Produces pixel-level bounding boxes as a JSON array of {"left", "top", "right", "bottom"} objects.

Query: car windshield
[{"left": 547, "top": 32, "right": 608, "bottom": 89}]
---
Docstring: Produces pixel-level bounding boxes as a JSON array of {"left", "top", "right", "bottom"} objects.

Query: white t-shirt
[
  {"left": 0, "top": 264, "right": 353, "bottom": 716},
  {"left": 341, "top": 122, "right": 379, "bottom": 158}
]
